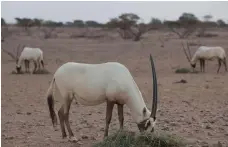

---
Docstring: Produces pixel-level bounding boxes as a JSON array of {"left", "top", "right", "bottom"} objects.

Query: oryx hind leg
[
  {"left": 38, "top": 60, "right": 41, "bottom": 71},
  {"left": 63, "top": 95, "right": 78, "bottom": 142},
  {"left": 117, "top": 104, "right": 124, "bottom": 130},
  {"left": 222, "top": 58, "right": 227, "bottom": 72},
  {"left": 217, "top": 59, "right": 222, "bottom": 73},
  {"left": 104, "top": 100, "right": 115, "bottom": 138},
  {"left": 202, "top": 59, "right": 205, "bottom": 72},
  {"left": 58, "top": 105, "right": 67, "bottom": 139},
  {"left": 199, "top": 59, "right": 203, "bottom": 72}
]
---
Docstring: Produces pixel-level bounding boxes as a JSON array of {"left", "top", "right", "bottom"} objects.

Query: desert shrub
[
  {"left": 11, "top": 69, "right": 50, "bottom": 75},
  {"left": 11, "top": 71, "right": 24, "bottom": 74},
  {"left": 93, "top": 131, "right": 186, "bottom": 147},
  {"left": 196, "top": 33, "right": 218, "bottom": 38},
  {"left": 175, "top": 68, "right": 198, "bottom": 74},
  {"left": 33, "top": 69, "right": 50, "bottom": 74},
  {"left": 175, "top": 68, "right": 191, "bottom": 73}
]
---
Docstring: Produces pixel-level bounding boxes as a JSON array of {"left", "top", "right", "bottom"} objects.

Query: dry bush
[
  {"left": 69, "top": 28, "right": 106, "bottom": 39},
  {"left": 93, "top": 131, "right": 186, "bottom": 147},
  {"left": 40, "top": 27, "right": 57, "bottom": 39},
  {"left": 175, "top": 68, "right": 199, "bottom": 74},
  {"left": 196, "top": 32, "right": 218, "bottom": 38},
  {"left": 11, "top": 69, "right": 50, "bottom": 75}
]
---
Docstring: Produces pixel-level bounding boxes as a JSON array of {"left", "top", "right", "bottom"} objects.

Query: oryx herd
[{"left": 3, "top": 41, "right": 227, "bottom": 143}]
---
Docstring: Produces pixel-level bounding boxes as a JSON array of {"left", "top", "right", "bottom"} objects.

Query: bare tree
[
  {"left": 106, "top": 13, "right": 154, "bottom": 41},
  {"left": 40, "top": 27, "right": 56, "bottom": 39},
  {"left": 165, "top": 13, "right": 199, "bottom": 39}
]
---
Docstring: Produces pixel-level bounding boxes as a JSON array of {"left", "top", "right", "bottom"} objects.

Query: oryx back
[{"left": 54, "top": 62, "right": 137, "bottom": 106}]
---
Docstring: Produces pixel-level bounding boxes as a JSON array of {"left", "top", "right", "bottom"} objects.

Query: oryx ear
[{"left": 143, "top": 107, "right": 146, "bottom": 117}]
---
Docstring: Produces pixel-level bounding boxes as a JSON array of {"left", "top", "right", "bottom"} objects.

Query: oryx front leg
[
  {"left": 104, "top": 101, "right": 114, "bottom": 138},
  {"left": 38, "top": 60, "right": 41, "bottom": 71},
  {"left": 117, "top": 104, "right": 124, "bottom": 130},
  {"left": 33, "top": 60, "right": 37, "bottom": 73},
  {"left": 24, "top": 60, "right": 28, "bottom": 73}
]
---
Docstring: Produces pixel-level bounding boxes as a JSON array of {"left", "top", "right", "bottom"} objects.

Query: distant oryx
[
  {"left": 182, "top": 42, "right": 227, "bottom": 73},
  {"left": 16, "top": 46, "right": 44, "bottom": 73},
  {"left": 46, "top": 54, "right": 158, "bottom": 142}
]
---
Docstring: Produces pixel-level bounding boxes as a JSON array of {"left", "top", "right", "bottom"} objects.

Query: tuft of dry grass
[
  {"left": 11, "top": 69, "right": 50, "bottom": 75},
  {"left": 93, "top": 131, "right": 186, "bottom": 147},
  {"left": 33, "top": 69, "right": 51, "bottom": 74},
  {"left": 175, "top": 68, "right": 199, "bottom": 74}
]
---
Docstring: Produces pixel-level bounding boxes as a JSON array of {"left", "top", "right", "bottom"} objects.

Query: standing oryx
[
  {"left": 16, "top": 46, "right": 44, "bottom": 73},
  {"left": 182, "top": 42, "right": 227, "bottom": 73},
  {"left": 46, "top": 54, "right": 158, "bottom": 142}
]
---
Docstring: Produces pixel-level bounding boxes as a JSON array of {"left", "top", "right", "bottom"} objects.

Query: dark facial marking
[
  {"left": 16, "top": 66, "right": 21, "bottom": 73},
  {"left": 191, "top": 64, "right": 196, "bottom": 68},
  {"left": 137, "top": 118, "right": 151, "bottom": 132}
]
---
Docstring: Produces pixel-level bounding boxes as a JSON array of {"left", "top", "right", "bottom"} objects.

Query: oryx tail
[{"left": 47, "top": 78, "right": 57, "bottom": 128}]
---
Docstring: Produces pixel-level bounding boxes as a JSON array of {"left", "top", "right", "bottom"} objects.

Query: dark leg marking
[
  {"left": 200, "top": 59, "right": 203, "bottom": 72},
  {"left": 38, "top": 60, "right": 41, "bottom": 70},
  {"left": 41, "top": 60, "right": 44, "bottom": 69},
  {"left": 223, "top": 58, "right": 227, "bottom": 72},
  {"left": 217, "top": 59, "right": 222, "bottom": 73},
  {"left": 58, "top": 106, "right": 67, "bottom": 138},
  {"left": 24, "top": 60, "right": 27, "bottom": 72},
  {"left": 64, "top": 97, "right": 74, "bottom": 138},
  {"left": 202, "top": 59, "right": 205, "bottom": 72},
  {"left": 117, "top": 104, "right": 124, "bottom": 130},
  {"left": 104, "top": 101, "right": 114, "bottom": 137},
  {"left": 28, "top": 60, "right": 30, "bottom": 72},
  {"left": 33, "top": 60, "right": 37, "bottom": 73}
]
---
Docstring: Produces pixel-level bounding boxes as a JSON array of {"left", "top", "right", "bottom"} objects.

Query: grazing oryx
[
  {"left": 16, "top": 46, "right": 44, "bottom": 73},
  {"left": 182, "top": 42, "right": 227, "bottom": 73},
  {"left": 46, "top": 54, "right": 158, "bottom": 142}
]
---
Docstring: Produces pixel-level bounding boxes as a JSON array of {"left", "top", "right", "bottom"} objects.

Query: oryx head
[
  {"left": 15, "top": 44, "right": 25, "bottom": 73},
  {"left": 181, "top": 42, "right": 195, "bottom": 69},
  {"left": 137, "top": 54, "right": 158, "bottom": 133}
]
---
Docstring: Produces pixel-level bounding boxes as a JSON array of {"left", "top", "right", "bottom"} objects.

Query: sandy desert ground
[{"left": 1, "top": 27, "right": 228, "bottom": 147}]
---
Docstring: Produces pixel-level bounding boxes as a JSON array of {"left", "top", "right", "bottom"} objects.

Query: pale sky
[{"left": 1, "top": 1, "right": 228, "bottom": 24}]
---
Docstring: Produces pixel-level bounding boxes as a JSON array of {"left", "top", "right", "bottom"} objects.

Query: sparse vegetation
[
  {"left": 106, "top": 13, "right": 156, "bottom": 41},
  {"left": 175, "top": 68, "right": 191, "bottom": 73},
  {"left": 11, "top": 69, "right": 50, "bottom": 75},
  {"left": 175, "top": 68, "right": 199, "bottom": 74},
  {"left": 93, "top": 131, "right": 186, "bottom": 147}
]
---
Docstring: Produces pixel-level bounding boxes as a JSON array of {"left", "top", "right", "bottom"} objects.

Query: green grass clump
[
  {"left": 175, "top": 68, "right": 199, "bottom": 74},
  {"left": 93, "top": 131, "right": 186, "bottom": 147},
  {"left": 175, "top": 68, "right": 191, "bottom": 73}
]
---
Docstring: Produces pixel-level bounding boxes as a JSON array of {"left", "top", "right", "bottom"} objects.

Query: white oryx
[
  {"left": 46, "top": 54, "right": 158, "bottom": 142},
  {"left": 182, "top": 42, "right": 227, "bottom": 73},
  {"left": 16, "top": 46, "right": 44, "bottom": 73}
]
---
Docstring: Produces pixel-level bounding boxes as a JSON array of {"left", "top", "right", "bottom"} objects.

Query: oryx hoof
[
  {"left": 53, "top": 126, "right": 58, "bottom": 131},
  {"left": 68, "top": 136, "right": 78, "bottom": 142}
]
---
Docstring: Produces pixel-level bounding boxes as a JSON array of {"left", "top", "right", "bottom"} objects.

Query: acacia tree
[
  {"left": 217, "top": 19, "right": 227, "bottom": 27},
  {"left": 166, "top": 13, "right": 199, "bottom": 39},
  {"left": 106, "top": 13, "right": 153, "bottom": 41}
]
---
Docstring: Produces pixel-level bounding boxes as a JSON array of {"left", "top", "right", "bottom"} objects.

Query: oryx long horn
[{"left": 149, "top": 54, "right": 158, "bottom": 120}]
